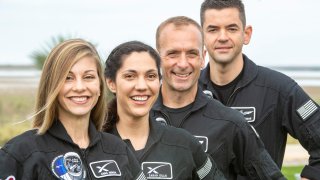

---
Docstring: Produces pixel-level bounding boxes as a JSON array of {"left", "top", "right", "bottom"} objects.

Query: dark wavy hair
[{"left": 103, "top": 41, "right": 161, "bottom": 132}]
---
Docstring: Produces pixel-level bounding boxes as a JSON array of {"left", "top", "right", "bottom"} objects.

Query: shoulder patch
[{"left": 296, "top": 100, "right": 318, "bottom": 121}]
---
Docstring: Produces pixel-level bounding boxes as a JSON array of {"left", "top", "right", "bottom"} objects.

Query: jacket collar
[
  {"left": 110, "top": 117, "right": 165, "bottom": 143},
  {"left": 152, "top": 86, "right": 208, "bottom": 113},
  {"left": 200, "top": 54, "right": 259, "bottom": 90},
  {"left": 48, "top": 120, "right": 100, "bottom": 148}
]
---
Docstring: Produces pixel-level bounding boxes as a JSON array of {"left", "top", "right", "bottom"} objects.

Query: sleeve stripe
[
  {"left": 197, "top": 157, "right": 212, "bottom": 179},
  {"left": 135, "top": 171, "right": 147, "bottom": 180}
]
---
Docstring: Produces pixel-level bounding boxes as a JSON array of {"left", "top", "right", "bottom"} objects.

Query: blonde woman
[{"left": 0, "top": 39, "right": 146, "bottom": 180}]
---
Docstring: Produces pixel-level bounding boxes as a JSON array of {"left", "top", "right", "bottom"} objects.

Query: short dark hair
[{"left": 200, "top": 0, "right": 246, "bottom": 28}]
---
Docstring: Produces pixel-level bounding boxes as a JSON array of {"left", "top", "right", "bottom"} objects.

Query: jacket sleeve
[
  {"left": 0, "top": 148, "right": 20, "bottom": 179},
  {"left": 282, "top": 84, "right": 320, "bottom": 179},
  {"left": 188, "top": 132, "right": 226, "bottom": 180},
  {"left": 233, "top": 121, "right": 287, "bottom": 180},
  {"left": 125, "top": 146, "right": 147, "bottom": 180}
]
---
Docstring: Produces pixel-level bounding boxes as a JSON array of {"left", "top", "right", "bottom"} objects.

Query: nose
[
  {"left": 217, "top": 30, "right": 228, "bottom": 42},
  {"left": 176, "top": 54, "right": 188, "bottom": 69},
  {"left": 135, "top": 76, "right": 147, "bottom": 90},
  {"left": 73, "top": 79, "right": 86, "bottom": 91}
]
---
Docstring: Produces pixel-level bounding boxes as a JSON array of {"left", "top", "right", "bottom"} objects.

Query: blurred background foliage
[{"left": 30, "top": 35, "right": 73, "bottom": 69}]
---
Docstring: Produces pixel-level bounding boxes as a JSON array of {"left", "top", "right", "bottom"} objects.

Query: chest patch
[
  {"left": 231, "top": 107, "right": 256, "bottom": 122},
  {"left": 51, "top": 152, "right": 86, "bottom": 180},
  {"left": 89, "top": 160, "right": 121, "bottom": 178},
  {"left": 194, "top": 135, "right": 208, "bottom": 152},
  {"left": 142, "top": 162, "right": 173, "bottom": 179}
]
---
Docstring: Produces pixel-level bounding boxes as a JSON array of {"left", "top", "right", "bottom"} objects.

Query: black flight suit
[{"left": 199, "top": 54, "right": 320, "bottom": 179}]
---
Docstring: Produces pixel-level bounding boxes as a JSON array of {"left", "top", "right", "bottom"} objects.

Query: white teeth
[
  {"left": 71, "top": 97, "right": 87, "bottom": 102},
  {"left": 132, "top": 96, "right": 148, "bottom": 101},
  {"left": 175, "top": 73, "right": 190, "bottom": 77}
]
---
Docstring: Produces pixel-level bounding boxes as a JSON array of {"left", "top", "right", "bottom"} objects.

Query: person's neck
[
  {"left": 116, "top": 113, "right": 149, "bottom": 150},
  {"left": 161, "top": 83, "right": 197, "bottom": 108},
  {"left": 209, "top": 55, "right": 244, "bottom": 86},
  {"left": 59, "top": 114, "right": 90, "bottom": 149}
]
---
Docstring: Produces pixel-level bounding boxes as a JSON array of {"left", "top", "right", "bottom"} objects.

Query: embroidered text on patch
[
  {"left": 231, "top": 107, "right": 256, "bottom": 122},
  {"left": 89, "top": 160, "right": 121, "bottom": 178},
  {"left": 297, "top": 100, "right": 318, "bottom": 121},
  {"left": 142, "top": 162, "right": 172, "bottom": 179}
]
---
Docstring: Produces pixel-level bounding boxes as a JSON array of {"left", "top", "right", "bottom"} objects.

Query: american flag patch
[{"left": 296, "top": 100, "right": 318, "bottom": 121}]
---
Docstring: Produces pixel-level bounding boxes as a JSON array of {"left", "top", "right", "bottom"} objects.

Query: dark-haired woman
[{"left": 104, "top": 40, "right": 225, "bottom": 180}]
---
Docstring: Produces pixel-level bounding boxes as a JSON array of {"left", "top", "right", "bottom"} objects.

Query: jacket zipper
[
  {"left": 160, "top": 109, "right": 192, "bottom": 128},
  {"left": 178, "top": 111, "right": 192, "bottom": 128},
  {"left": 79, "top": 149, "right": 93, "bottom": 180},
  {"left": 226, "top": 87, "right": 241, "bottom": 106}
]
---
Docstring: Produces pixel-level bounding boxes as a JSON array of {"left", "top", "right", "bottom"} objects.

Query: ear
[
  {"left": 201, "top": 48, "right": 207, "bottom": 69},
  {"left": 106, "top": 78, "right": 116, "bottom": 93},
  {"left": 243, "top": 25, "right": 253, "bottom": 45}
]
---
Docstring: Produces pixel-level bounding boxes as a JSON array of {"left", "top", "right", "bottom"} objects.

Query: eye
[
  {"left": 84, "top": 75, "right": 96, "bottom": 79},
  {"left": 147, "top": 73, "right": 158, "bottom": 80},
  {"left": 124, "top": 73, "right": 135, "bottom": 80},
  {"left": 207, "top": 28, "right": 217, "bottom": 33},
  {"left": 228, "top": 27, "right": 238, "bottom": 32},
  {"left": 66, "top": 75, "right": 73, "bottom": 81},
  {"left": 166, "top": 51, "right": 179, "bottom": 58}
]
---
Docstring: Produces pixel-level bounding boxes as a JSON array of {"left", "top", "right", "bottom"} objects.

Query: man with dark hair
[
  {"left": 151, "top": 15, "right": 286, "bottom": 179},
  {"left": 199, "top": 0, "right": 320, "bottom": 179}
]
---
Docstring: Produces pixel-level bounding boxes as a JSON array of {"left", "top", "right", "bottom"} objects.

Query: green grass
[
  {"left": 0, "top": 89, "right": 36, "bottom": 146},
  {"left": 281, "top": 165, "right": 303, "bottom": 180}
]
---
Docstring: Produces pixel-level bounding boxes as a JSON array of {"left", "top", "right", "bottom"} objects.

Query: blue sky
[{"left": 1, "top": 0, "right": 320, "bottom": 66}]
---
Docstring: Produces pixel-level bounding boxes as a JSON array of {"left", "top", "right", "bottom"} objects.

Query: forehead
[
  {"left": 203, "top": 7, "right": 243, "bottom": 27},
  {"left": 159, "top": 24, "right": 202, "bottom": 51},
  {"left": 120, "top": 52, "right": 157, "bottom": 71},
  {"left": 70, "top": 56, "right": 97, "bottom": 72}
]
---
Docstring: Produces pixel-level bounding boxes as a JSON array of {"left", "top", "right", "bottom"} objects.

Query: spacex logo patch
[
  {"left": 232, "top": 107, "right": 256, "bottom": 122},
  {"left": 142, "top": 162, "right": 172, "bottom": 179},
  {"left": 194, "top": 136, "right": 208, "bottom": 152},
  {"left": 89, "top": 160, "right": 121, "bottom": 178}
]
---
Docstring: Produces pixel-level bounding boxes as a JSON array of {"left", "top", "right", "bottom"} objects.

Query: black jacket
[
  {"left": 108, "top": 118, "right": 225, "bottom": 180},
  {"left": 0, "top": 120, "right": 146, "bottom": 180},
  {"left": 151, "top": 89, "right": 286, "bottom": 179},
  {"left": 199, "top": 54, "right": 320, "bottom": 179}
]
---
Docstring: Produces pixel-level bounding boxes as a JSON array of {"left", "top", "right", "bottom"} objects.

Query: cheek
[
  {"left": 150, "top": 81, "right": 160, "bottom": 93},
  {"left": 88, "top": 82, "right": 101, "bottom": 96}
]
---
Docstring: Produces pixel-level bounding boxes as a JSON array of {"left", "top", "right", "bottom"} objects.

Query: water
[{"left": 0, "top": 67, "right": 319, "bottom": 86}]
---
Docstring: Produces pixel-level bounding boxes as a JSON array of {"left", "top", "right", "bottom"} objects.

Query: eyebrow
[
  {"left": 206, "top": 23, "right": 240, "bottom": 29},
  {"left": 68, "top": 69, "right": 96, "bottom": 74},
  {"left": 122, "top": 69, "right": 158, "bottom": 74},
  {"left": 226, "top": 23, "right": 240, "bottom": 28}
]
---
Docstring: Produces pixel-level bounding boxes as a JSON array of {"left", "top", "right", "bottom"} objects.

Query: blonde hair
[{"left": 32, "top": 39, "right": 107, "bottom": 134}]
